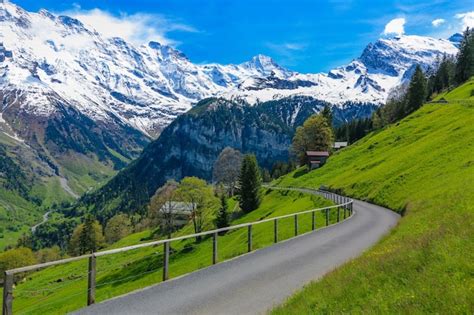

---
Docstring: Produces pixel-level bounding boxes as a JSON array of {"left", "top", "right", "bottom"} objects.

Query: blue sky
[{"left": 13, "top": 0, "right": 474, "bottom": 73}]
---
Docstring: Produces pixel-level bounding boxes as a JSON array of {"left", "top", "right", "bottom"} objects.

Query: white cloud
[
  {"left": 382, "top": 18, "right": 406, "bottom": 36},
  {"left": 431, "top": 18, "right": 445, "bottom": 27},
  {"left": 58, "top": 7, "right": 197, "bottom": 46},
  {"left": 455, "top": 11, "right": 474, "bottom": 31}
]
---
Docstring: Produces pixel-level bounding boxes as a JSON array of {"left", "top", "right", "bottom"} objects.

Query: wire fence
[{"left": 3, "top": 188, "right": 353, "bottom": 315}]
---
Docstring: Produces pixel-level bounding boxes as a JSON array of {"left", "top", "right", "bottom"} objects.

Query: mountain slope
[
  {"left": 0, "top": 1, "right": 462, "bottom": 246},
  {"left": 74, "top": 96, "right": 335, "bottom": 219},
  {"left": 0, "top": 0, "right": 459, "bottom": 204},
  {"left": 271, "top": 84, "right": 474, "bottom": 313},
  {"left": 13, "top": 189, "right": 334, "bottom": 314}
]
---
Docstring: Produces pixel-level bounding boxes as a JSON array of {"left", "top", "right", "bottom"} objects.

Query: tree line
[
  {"left": 0, "top": 149, "right": 264, "bottom": 273},
  {"left": 338, "top": 28, "right": 474, "bottom": 143}
]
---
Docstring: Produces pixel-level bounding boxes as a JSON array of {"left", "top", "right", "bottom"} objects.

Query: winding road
[
  {"left": 76, "top": 188, "right": 400, "bottom": 315},
  {"left": 31, "top": 211, "right": 52, "bottom": 233}
]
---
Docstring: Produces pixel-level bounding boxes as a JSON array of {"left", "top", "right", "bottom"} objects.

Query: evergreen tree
[
  {"left": 79, "top": 215, "right": 99, "bottom": 254},
  {"left": 215, "top": 194, "right": 230, "bottom": 231},
  {"left": 455, "top": 28, "right": 474, "bottom": 84},
  {"left": 405, "top": 65, "right": 427, "bottom": 115},
  {"left": 320, "top": 105, "right": 333, "bottom": 127},
  {"left": 239, "top": 155, "right": 262, "bottom": 213},
  {"left": 69, "top": 215, "right": 104, "bottom": 255}
]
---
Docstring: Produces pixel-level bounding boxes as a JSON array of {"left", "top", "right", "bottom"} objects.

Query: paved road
[{"left": 76, "top": 189, "right": 399, "bottom": 315}]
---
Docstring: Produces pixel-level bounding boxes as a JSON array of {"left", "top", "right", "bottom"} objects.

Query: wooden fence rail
[{"left": 2, "top": 188, "right": 353, "bottom": 315}]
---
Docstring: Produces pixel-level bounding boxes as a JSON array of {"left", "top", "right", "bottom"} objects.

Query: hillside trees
[
  {"left": 212, "top": 147, "right": 243, "bottom": 195},
  {"left": 455, "top": 27, "right": 474, "bottom": 84},
  {"left": 291, "top": 114, "right": 334, "bottom": 165},
  {"left": 0, "top": 247, "right": 36, "bottom": 277},
  {"left": 239, "top": 155, "right": 262, "bottom": 213},
  {"left": 68, "top": 215, "right": 104, "bottom": 255},
  {"left": 334, "top": 118, "right": 373, "bottom": 144},
  {"left": 104, "top": 214, "right": 132, "bottom": 244},
  {"left": 149, "top": 180, "right": 180, "bottom": 239},
  {"left": 215, "top": 194, "right": 230, "bottom": 231},
  {"left": 427, "top": 55, "right": 455, "bottom": 95},
  {"left": 270, "top": 161, "right": 297, "bottom": 179},
  {"left": 176, "top": 177, "right": 215, "bottom": 242},
  {"left": 405, "top": 65, "right": 427, "bottom": 115},
  {"left": 320, "top": 105, "right": 333, "bottom": 126},
  {"left": 35, "top": 246, "right": 62, "bottom": 263}
]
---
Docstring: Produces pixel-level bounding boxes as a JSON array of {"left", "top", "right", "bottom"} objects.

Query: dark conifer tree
[
  {"left": 321, "top": 105, "right": 333, "bottom": 127},
  {"left": 215, "top": 194, "right": 230, "bottom": 231},
  {"left": 405, "top": 65, "right": 427, "bottom": 115},
  {"left": 239, "top": 155, "right": 262, "bottom": 213},
  {"left": 79, "top": 215, "right": 97, "bottom": 254},
  {"left": 455, "top": 28, "right": 474, "bottom": 84}
]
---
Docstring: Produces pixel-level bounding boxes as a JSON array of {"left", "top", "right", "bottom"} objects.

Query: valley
[{"left": 0, "top": 0, "right": 473, "bottom": 314}]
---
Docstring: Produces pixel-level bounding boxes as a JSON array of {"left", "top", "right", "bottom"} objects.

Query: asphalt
[{"left": 75, "top": 190, "right": 400, "bottom": 315}]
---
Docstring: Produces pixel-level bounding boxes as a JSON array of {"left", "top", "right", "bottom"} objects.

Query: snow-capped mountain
[
  {"left": 227, "top": 35, "right": 459, "bottom": 105},
  {"left": 0, "top": 0, "right": 458, "bottom": 138},
  {"left": 0, "top": 0, "right": 461, "bottom": 199}
]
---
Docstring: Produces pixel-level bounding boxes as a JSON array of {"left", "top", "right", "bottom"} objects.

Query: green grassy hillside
[
  {"left": 272, "top": 100, "right": 474, "bottom": 312},
  {"left": 433, "top": 77, "right": 474, "bottom": 101},
  {"left": 12, "top": 189, "right": 339, "bottom": 314}
]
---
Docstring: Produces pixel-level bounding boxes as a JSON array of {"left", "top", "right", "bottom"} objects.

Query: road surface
[
  {"left": 31, "top": 211, "right": 52, "bottom": 233},
  {"left": 76, "top": 189, "right": 399, "bottom": 315}
]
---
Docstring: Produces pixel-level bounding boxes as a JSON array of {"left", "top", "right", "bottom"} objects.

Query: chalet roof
[
  {"left": 160, "top": 201, "right": 193, "bottom": 213},
  {"left": 306, "top": 151, "right": 329, "bottom": 157},
  {"left": 333, "top": 142, "right": 348, "bottom": 148}
]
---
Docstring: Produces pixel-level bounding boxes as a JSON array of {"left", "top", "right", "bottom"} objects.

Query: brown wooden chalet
[{"left": 306, "top": 151, "right": 329, "bottom": 170}]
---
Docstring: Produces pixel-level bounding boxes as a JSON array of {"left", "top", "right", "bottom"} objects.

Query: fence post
[
  {"left": 2, "top": 272, "right": 13, "bottom": 315},
  {"left": 274, "top": 219, "right": 278, "bottom": 243},
  {"left": 163, "top": 241, "right": 169, "bottom": 281},
  {"left": 326, "top": 208, "right": 329, "bottom": 226},
  {"left": 344, "top": 204, "right": 347, "bottom": 219},
  {"left": 212, "top": 232, "right": 218, "bottom": 265},
  {"left": 312, "top": 211, "right": 315, "bottom": 231},
  {"left": 87, "top": 254, "right": 96, "bottom": 306},
  {"left": 337, "top": 207, "right": 340, "bottom": 222},
  {"left": 294, "top": 214, "right": 298, "bottom": 236},
  {"left": 247, "top": 225, "right": 252, "bottom": 252}
]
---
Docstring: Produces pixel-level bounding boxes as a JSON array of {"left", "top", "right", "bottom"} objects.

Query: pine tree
[
  {"left": 455, "top": 28, "right": 474, "bottom": 84},
  {"left": 321, "top": 105, "right": 333, "bottom": 127},
  {"left": 73, "top": 215, "right": 104, "bottom": 255},
  {"left": 405, "top": 65, "right": 427, "bottom": 115},
  {"left": 239, "top": 155, "right": 262, "bottom": 213},
  {"left": 215, "top": 194, "right": 230, "bottom": 231}
]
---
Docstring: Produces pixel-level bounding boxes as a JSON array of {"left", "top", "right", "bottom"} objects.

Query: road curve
[{"left": 75, "top": 189, "right": 400, "bottom": 315}]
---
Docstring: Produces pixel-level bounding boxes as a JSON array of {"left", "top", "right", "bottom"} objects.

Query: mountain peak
[
  {"left": 240, "top": 54, "right": 291, "bottom": 77},
  {"left": 448, "top": 33, "right": 463, "bottom": 47}
]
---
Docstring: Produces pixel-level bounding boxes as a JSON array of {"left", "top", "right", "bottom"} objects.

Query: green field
[
  {"left": 11, "top": 189, "right": 340, "bottom": 314},
  {"left": 272, "top": 94, "right": 474, "bottom": 312}
]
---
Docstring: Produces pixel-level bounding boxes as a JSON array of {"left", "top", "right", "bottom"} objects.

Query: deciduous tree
[
  {"left": 149, "top": 180, "right": 179, "bottom": 239},
  {"left": 291, "top": 114, "right": 333, "bottom": 165},
  {"left": 212, "top": 147, "right": 243, "bottom": 195},
  {"left": 177, "top": 177, "right": 215, "bottom": 242},
  {"left": 0, "top": 247, "right": 36, "bottom": 277},
  {"left": 104, "top": 213, "right": 132, "bottom": 244}
]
